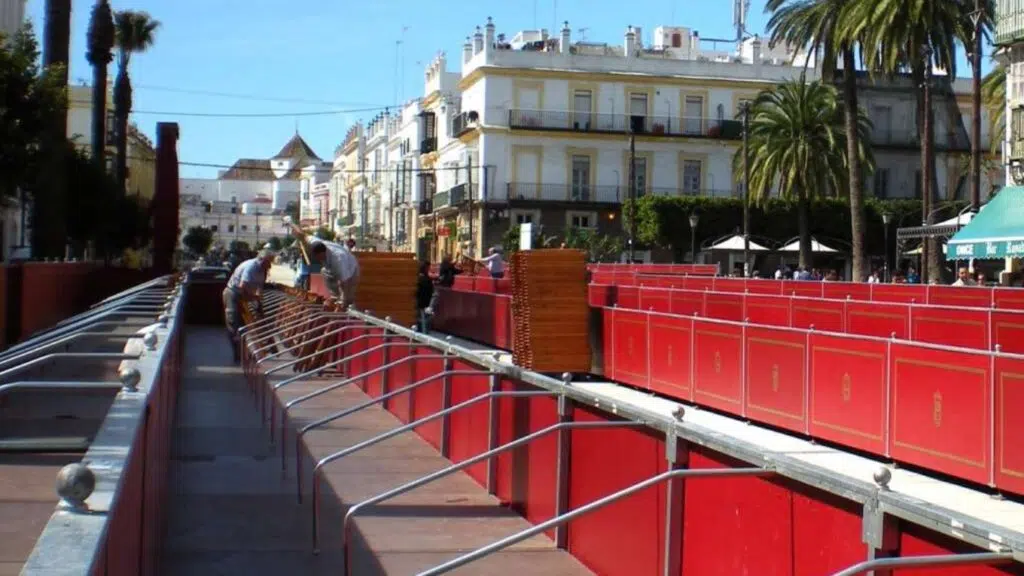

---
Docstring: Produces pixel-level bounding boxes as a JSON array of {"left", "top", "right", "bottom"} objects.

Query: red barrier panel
[
  {"left": 844, "top": 300, "right": 908, "bottom": 340},
  {"left": 647, "top": 313, "right": 693, "bottom": 401},
  {"left": 704, "top": 292, "right": 744, "bottom": 322},
  {"left": 743, "top": 325, "right": 808, "bottom": 434},
  {"left": 995, "top": 355, "right": 1024, "bottom": 494},
  {"left": 928, "top": 285, "right": 993, "bottom": 308},
  {"left": 888, "top": 343, "right": 992, "bottom": 486},
  {"left": 446, "top": 362, "right": 493, "bottom": 486},
  {"left": 638, "top": 287, "right": 671, "bottom": 313},
  {"left": 410, "top": 354, "right": 445, "bottom": 450},
  {"left": 745, "top": 279, "right": 784, "bottom": 295},
  {"left": 684, "top": 276, "right": 715, "bottom": 293},
  {"left": 668, "top": 289, "right": 703, "bottom": 317},
  {"left": 692, "top": 320, "right": 743, "bottom": 413},
  {"left": 808, "top": 333, "right": 888, "bottom": 455},
  {"left": 992, "top": 310, "right": 1024, "bottom": 355},
  {"left": 608, "top": 308, "right": 649, "bottom": 389},
  {"left": 822, "top": 281, "right": 872, "bottom": 302},
  {"left": 712, "top": 277, "right": 747, "bottom": 294},
  {"left": 910, "top": 306, "right": 990, "bottom": 350},
  {"left": 994, "top": 287, "right": 1024, "bottom": 311},
  {"left": 743, "top": 294, "right": 791, "bottom": 330},
  {"left": 781, "top": 280, "right": 823, "bottom": 298},
  {"left": 790, "top": 298, "right": 844, "bottom": 332},
  {"left": 616, "top": 286, "right": 640, "bottom": 310},
  {"left": 871, "top": 283, "right": 926, "bottom": 304}
]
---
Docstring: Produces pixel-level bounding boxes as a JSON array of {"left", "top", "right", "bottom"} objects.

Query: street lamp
[
  {"left": 741, "top": 101, "right": 752, "bottom": 277},
  {"left": 688, "top": 212, "right": 699, "bottom": 263},
  {"left": 881, "top": 211, "right": 891, "bottom": 282}
]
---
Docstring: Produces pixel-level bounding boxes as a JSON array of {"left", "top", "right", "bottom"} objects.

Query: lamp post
[
  {"left": 688, "top": 212, "right": 699, "bottom": 263},
  {"left": 741, "top": 101, "right": 751, "bottom": 277},
  {"left": 881, "top": 211, "right": 891, "bottom": 282}
]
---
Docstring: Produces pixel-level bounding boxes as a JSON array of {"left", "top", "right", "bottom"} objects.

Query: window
[
  {"left": 105, "top": 112, "right": 116, "bottom": 147},
  {"left": 684, "top": 95, "right": 703, "bottom": 135},
  {"left": 512, "top": 210, "right": 537, "bottom": 225},
  {"left": 682, "top": 159, "right": 702, "bottom": 194},
  {"left": 567, "top": 211, "right": 597, "bottom": 229},
  {"left": 629, "top": 93, "right": 648, "bottom": 133},
  {"left": 573, "top": 90, "right": 593, "bottom": 130},
  {"left": 241, "top": 225, "right": 248, "bottom": 231},
  {"left": 914, "top": 170, "right": 922, "bottom": 199},
  {"left": 571, "top": 155, "right": 591, "bottom": 200},
  {"left": 874, "top": 169, "right": 890, "bottom": 198},
  {"left": 210, "top": 225, "right": 218, "bottom": 232},
  {"left": 255, "top": 225, "right": 261, "bottom": 232},
  {"left": 631, "top": 157, "right": 648, "bottom": 196},
  {"left": 671, "top": 33, "right": 682, "bottom": 48},
  {"left": 228, "top": 224, "right": 235, "bottom": 233},
  {"left": 872, "top": 105, "right": 893, "bottom": 143}
]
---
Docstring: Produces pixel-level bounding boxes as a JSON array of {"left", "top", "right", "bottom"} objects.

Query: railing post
[
  {"left": 439, "top": 346, "right": 454, "bottom": 458},
  {"left": 486, "top": 372, "right": 501, "bottom": 494},
  {"left": 862, "top": 495, "right": 899, "bottom": 576},
  {"left": 662, "top": 432, "right": 686, "bottom": 576},
  {"left": 553, "top": 380, "right": 574, "bottom": 550},
  {"left": 380, "top": 322, "right": 391, "bottom": 407}
]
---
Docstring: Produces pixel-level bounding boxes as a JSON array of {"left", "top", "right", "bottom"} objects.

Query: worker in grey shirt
[
  {"left": 289, "top": 224, "right": 360, "bottom": 308},
  {"left": 223, "top": 249, "right": 274, "bottom": 363}
]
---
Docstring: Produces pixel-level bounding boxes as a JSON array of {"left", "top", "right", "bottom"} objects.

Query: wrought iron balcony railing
[
  {"left": 420, "top": 137, "right": 437, "bottom": 154},
  {"left": 504, "top": 182, "right": 734, "bottom": 203},
  {"left": 508, "top": 109, "right": 743, "bottom": 139}
]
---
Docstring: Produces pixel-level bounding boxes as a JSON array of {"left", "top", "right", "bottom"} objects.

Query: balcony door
[
  {"left": 684, "top": 95, "right": 704, "bottom": 135},
  {"left": 573, "top": 90, "right": 593, "bottom": 131},
  {"left": 682, "top": 159, "right": 702, "bottom": 194},
  {"left": 516, "top": 86, "right": 542, "bottom": 127},
  {"left": 571, "top": 155, "right": 591, "bottom": 201},
  {"left": 872, "top": 105, "right": 892, "bottom": 144},
  {"left": 629, "top": 93, "right": 648, "bottom": 133},
  {"left": 631, "top": 157, "right": 648, "bottom": 197}
]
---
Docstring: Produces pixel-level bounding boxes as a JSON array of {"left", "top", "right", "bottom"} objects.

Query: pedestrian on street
[
  {"left": 416, "top": 260, "right": 434, "bottom": 333},
  {"left": 222, "top": 249, "right": 275, "bottom": 364}
]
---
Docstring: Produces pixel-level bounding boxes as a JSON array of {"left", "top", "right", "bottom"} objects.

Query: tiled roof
[
  {"left": 274, "top": 133, "right": 321, "bottom": 161},
  {"left": 219, "top": 159, "right": 273, "bottom": 181}
]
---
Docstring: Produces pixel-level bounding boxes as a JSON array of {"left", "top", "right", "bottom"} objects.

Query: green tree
[
  {"left": 266, "top": 236, "right": 285, "bottom": 251},
  {"left": 86, "top": 0, "right": 114, "bottom": 167},
  {"left": 982, "top": 61, "right": 1006, "bottom": 153},
  {"left": 314, "top": 226, "right": 336, "bottom": 241},
  {"left": 182, "top": 226, "right": 214, "bottom": 256},
  {"left": 229, "top": 240, "right": 251, "bottom": 254},
  {"left": 849, "top": 0, "right": 975, "bottom": 282},
  {"left": 501, "top": 225, "right": 557, "bottom": 255},
  {"left": 113, "top": 10, "right": 159, "bottom": 192},
  {"left": 564, "top": 227, "right": 623, "bottom": 262},
  {"left": 735, "top": 79, "right": 873, "bottom": 268},
  {"left": 766, "top": 0, "right": 871, "bottom": 281}
]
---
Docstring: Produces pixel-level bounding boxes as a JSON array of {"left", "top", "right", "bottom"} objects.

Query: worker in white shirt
[
  {"left": 476, "top": 247, "right": 506, "bottom": 279},
  {"left": 290, "top": 224, "right": 360, "bottom": 308},
  {"left": 223, "top": 249, "right": 275, "bottom": 363}
]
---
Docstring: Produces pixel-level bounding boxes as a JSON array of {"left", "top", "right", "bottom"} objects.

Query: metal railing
[
  {"left": 508, "top": 109, "right": 743, "bottom": 139},
  {"left": 20, "top": 274, "right": 184, "bottom": 575}
]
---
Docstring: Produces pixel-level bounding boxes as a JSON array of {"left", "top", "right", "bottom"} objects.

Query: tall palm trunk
[
  {"left": 90, "top": 65, "right": 108, "bottom": 166},
  {"left": 919, "top": 57, "right": 942, "bottom": 283},
  {"left": 842, "top": 48, "right": 866, "bottom": 281},
  {"left": 797, "top": 191, "right": 812, "bottom": 269},
  {"left": 971, "top": 14, "right": 983, "bottom": 210},
  {"left": 113, "top": 67, "right": 131, "bottom": 193}
]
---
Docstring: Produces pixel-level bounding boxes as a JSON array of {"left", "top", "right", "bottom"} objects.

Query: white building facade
[
  {"left": 0, "top": 0, "right": 24, "bottom": 37},
  {"left": 999, "top": 0, "right": 1024, "bottom": 185},
  {"left": 385, "top": 98, "right": 424, "bottom": 252}
]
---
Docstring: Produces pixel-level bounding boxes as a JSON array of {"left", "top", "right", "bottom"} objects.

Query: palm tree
[
  {"left": 849, "top": 0, "right": 968, "bottom": 283},
  {"left": 982, "top": 61, "right": 1006, "bottom": 153},
  {"left": 766, "top": 0, "right": 870, "bottom": 281},
  {"left": 86, "top": 0, "right": 114, "bottom": 167},
  {"left": 735, "top": 79, "right": 873, "bottom": 268},
  {"left": 113, "top": 10, "right": 159, "bottom": 193},
  {"left": 967, "top": 1, "right": 995, "bottom": 211}
]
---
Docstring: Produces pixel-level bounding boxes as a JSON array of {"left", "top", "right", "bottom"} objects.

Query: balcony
[
  {"left": 996, "top": 8, "right": 1024, "bottom": 45},
  {"left": 431, "top": 183, "right": 472, "bottom": 211},
  {"left": 418, "top": 199, "right": 433, "bottom": 216},
  {"left": 450, "top": 112, "right": 476, "bottom": 137},
  {"left": 870, "top": 127, "right": 971, "bottom": 151},
  {"left": 504, "top": 182, "right": 734, "bottom": 203},
  {"left": 420, "top": 137, "right": 437, "bottom": 154},
  {"left": 508, "top": 109, "right": 743, "bottom": 139}
]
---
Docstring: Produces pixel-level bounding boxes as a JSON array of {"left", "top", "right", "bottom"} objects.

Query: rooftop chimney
[
  {"left": 485, "top": 17, "right": 495, "bottom": 47},
  {"left": 560, "top": 21, "right": 571, "bottom": 54},
  {"left": 473, "top": 26, "right": 484, "bottom": 54},
  {"left": 624, "top": 25, "right": 636, "bottom": 58},
  {"left": 751, "top": 34, "right": 762, "bottom": 65},
  {"left": 463, "top": 36, "right": 473, "bottom": 63}
]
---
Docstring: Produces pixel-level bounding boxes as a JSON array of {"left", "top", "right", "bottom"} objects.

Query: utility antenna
[
  {"left": 733, "top": 0, "right": 751, "bottom": 41},
  {"left": 578, "top": 27, "right": 589, "bottom": 41}
]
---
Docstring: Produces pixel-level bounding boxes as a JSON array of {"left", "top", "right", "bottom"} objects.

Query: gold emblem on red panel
[
  {"left": 666, "top": 345, "right": 674, "bottom": 367},
  {"left": 713, "top": 350, "right": 722, "bottom": 374},
  {"left": 771, "top": 364, "right": 780, "bottom": 392},
  {"left": 933, "top": 391, "right": 943, "bottom": 428},
  {"left": 841, "top": 373, "right": 852, "bottom": 402}
]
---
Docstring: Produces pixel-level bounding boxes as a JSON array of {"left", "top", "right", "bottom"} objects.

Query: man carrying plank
[
  {"left": 223, "top": 249, "right": 275, "bottom": 363},
  {"left": 289, "top": 223, "right": 360, "bottom": 309}
]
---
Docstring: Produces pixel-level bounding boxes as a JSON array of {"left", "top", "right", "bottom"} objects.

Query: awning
[
  {"left": 709, "top": 234, "right": 770, "bottom": 251},
  {"left": 896, "top": 211, "right": 975, "bottom": 242},
  {"left": 778, "top": 237, "right": 839, "bottom": 253},
  {"left": 947, "top": 186, "right": 1024, "bottom": 260}
]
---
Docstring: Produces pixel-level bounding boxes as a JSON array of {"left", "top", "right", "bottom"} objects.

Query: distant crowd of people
[{"left": 767, "top": 264, "right": 998, "bottom": 286}]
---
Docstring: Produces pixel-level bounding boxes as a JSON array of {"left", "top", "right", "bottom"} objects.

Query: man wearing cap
[
  {"left": 223, "top": 249, "right": 274, "bottom": 363},
  {"left": 290, "top": 224, "right": 360, "bottom": 308}
]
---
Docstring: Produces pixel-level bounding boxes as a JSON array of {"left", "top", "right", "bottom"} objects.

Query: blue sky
[{"left": 25, "top": 0, "right": 992, "bottom": 178}]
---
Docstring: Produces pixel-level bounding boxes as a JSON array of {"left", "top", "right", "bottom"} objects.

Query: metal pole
[
  {"left": 742, "top": 102, "right": 751, "bottom": 277},
  {"left": 467, "top": 156, "right": 474, "bottom": 258},
  {"left": 970, "top": 0, "right": 983, "bottom": 212},
  {"left": 830, "top": 552, "right": 1013, "bottom": 576},
  {"left": 883, "top": 224, "right": 890, "bottom": 282},
  {"left": 690, "top": 224, "right": 697, "bottom": 264},
  {"left": 389, "top": 181, "right": 395, "bottom": 252},
  {"left": 921, "top": 44, "right": 933, "bottom": 283},
  {"left": 627, "top": 124, "right": 636, "bottom": 263},
  {"left": 416, "top": 467, "right": 773, "bottom": 576}
]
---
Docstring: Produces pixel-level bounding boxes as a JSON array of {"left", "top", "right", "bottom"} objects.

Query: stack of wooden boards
[
  {"left": 510, "top": 249, "right": 591, "bottom": 372},
  {"left": 354, "top": 252, "right": 418, "bottom": 327}
]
